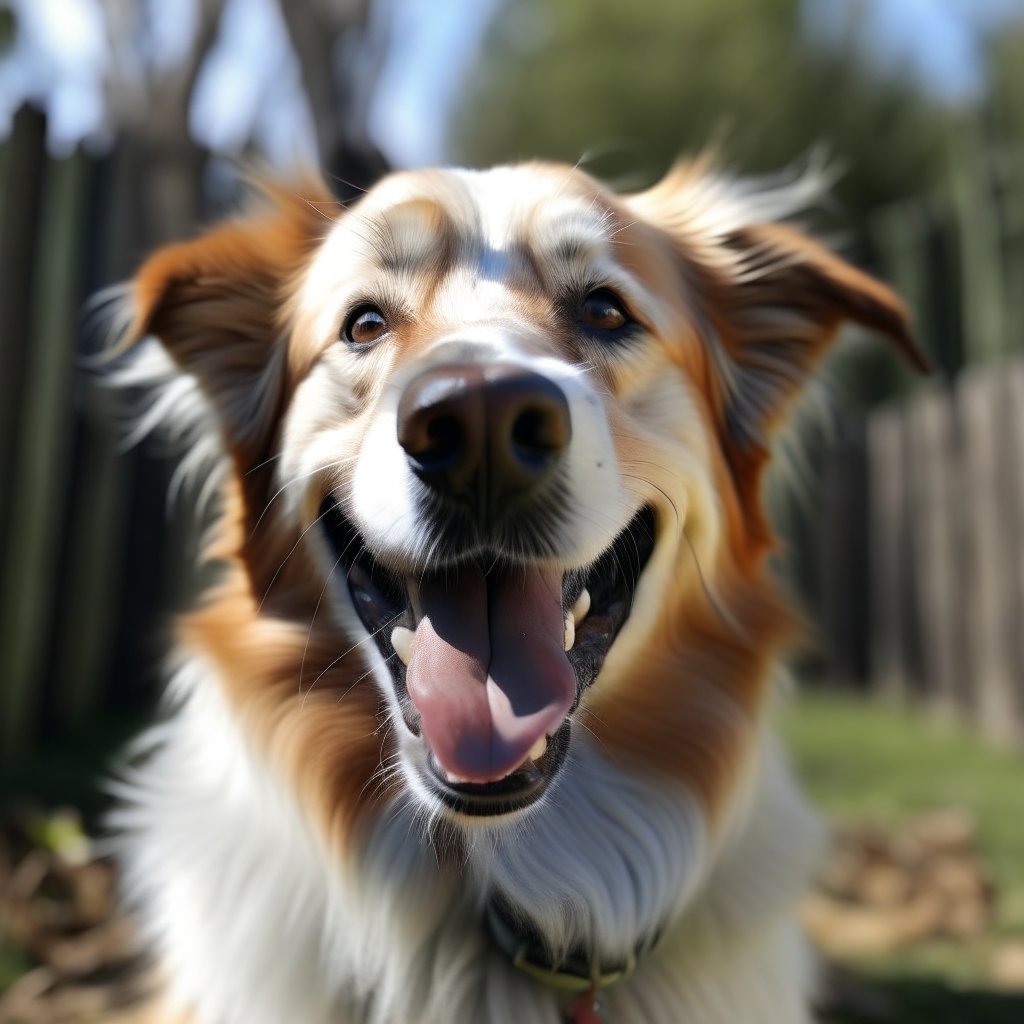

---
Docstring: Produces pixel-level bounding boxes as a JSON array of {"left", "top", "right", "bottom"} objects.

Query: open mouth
[{"left": 319, "top": 499, "right": 656, "bottom": 817}]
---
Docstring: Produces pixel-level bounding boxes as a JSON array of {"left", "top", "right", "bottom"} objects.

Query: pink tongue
[{"left": 405, "top": 566, "right": 575, "bottom": 783}]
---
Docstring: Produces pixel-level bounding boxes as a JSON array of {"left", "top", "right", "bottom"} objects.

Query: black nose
[{"left": 396, "top": 363, "right": 571, "bottom": 525}]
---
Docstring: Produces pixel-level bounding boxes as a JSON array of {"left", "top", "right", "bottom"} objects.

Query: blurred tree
[
  {"left": 451, "top": 0, "right": 955, "bottom": 220},
  {"left": 276, "top": 0, "right": 389, "bottom": 197},
  {"left": 93, "top": 0, "right": 388, "bottom": 251},
  {"left": 986, "top": 19, "right": 1024, "bottom": 154},
  {"left": 100, "top": 0, "right": 225, "bottom": 250}
]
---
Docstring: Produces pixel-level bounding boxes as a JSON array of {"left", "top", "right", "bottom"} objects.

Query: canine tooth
[
  {"left": 572, "top": 588, "right": 591, "bottom": 625},
  {"left": 391, "top": 625, "right": 416, "bottom": 666},
  {"left": 528, "top": 735, "right": 548, "bottom": 761},
  {"left": 563, "top": 613, "right": 575, "bottom": 652}
]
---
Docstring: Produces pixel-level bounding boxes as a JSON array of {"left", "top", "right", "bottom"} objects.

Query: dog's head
[{"left": 128, "top": 162, "right": 923, "bottom": 833}]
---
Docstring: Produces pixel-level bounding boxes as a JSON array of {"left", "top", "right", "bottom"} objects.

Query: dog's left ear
[
  {"left": 706, "top": 220, "right": 928, "bottom": 549},
  {"left": 128, "top": 178, "right": 333, "bottom": 462},
  {"left": 628, "top": 166, "right": 928, "bottom": 550},
  {"left": 706, "top": 220, "right": 928, "bottom": 445}
]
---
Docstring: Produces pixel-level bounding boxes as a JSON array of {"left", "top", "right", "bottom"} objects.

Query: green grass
[
  {"left": 782, "top": 692, "right": 1024, "bottom": 1019},
  {"left": 782, "top": 692, "right": 1024, "bottom": 935}
]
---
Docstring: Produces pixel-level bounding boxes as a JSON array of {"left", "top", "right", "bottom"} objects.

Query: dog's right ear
[{"left": 127, "top": 178, "right": 335, "bottom": 461}]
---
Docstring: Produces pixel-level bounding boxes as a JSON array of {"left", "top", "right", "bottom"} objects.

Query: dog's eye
[
  {"left": 578, "top": 289, "right": 629, "bottom": 333},
  {"left": 343, "top": 305, "right": 389, "bottom": 346}
]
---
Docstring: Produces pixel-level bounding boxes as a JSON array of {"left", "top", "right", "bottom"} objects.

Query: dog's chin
[{"left": 318, "top": 498, "right": 657, "bottom": 820}]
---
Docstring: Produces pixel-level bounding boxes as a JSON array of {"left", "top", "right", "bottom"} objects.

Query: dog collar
[{"left": 484, "top": 896, "right": 657, "bottom": 995}]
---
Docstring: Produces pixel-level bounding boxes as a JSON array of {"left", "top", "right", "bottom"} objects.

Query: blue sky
[{"left": 0, "top": 0, "right": 1020, "bottom": 164}]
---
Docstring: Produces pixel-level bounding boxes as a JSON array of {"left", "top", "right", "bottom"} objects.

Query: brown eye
[
  {"left": 578, "top": 289, "right": 629, "bottom": 332},
  {"left": 343, "top": 304, "right": 388, "bottom": 346}
]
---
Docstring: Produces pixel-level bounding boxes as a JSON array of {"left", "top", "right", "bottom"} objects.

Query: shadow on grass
[{"left": 822, "top": 970, "right": 1024, "bottom": 1024}]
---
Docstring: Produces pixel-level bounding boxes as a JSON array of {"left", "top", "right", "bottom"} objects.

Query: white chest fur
[{"left": 113, "top": 659, "right": 822, "bottom": 1024}]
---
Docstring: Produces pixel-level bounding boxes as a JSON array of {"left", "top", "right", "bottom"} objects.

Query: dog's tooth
[
  {"left": 528, "top": 735, "right": 548, "bottom": 761},
  {"left": 572, "top": 588, "right": 591, "bottom": 625},
  {"left": 391, "top": 625, "right": 416, "bottom": 666},
  {"left": 563, "top": 613, "right": 575, "bottom": 652}
]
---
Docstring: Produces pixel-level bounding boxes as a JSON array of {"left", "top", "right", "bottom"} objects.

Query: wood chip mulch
[
  {"left": 0, "top": 809, "right": 152, "bottom": 1024},
  {"left": 803, "top": 809, "right": 997, "bottom": 958}
]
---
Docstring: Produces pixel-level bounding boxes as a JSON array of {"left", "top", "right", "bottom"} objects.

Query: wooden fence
[
  {"left": 0, "top": 106, "right": 198, "bottom": 768},
  {"left": 816, "top": 359, "right": 1024, "bottom": 744},
  {"left": 806, "top": 133, "right": 1024, "bottom": 744},
  {"left": 0, "top": 102, "right": 382, "bottom": 772}
]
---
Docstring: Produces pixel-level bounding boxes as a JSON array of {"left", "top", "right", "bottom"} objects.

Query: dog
[{"left": 111, "top": 159, "right": 925, "bottom": 1024}]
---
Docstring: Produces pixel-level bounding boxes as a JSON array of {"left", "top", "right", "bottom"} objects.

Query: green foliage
[
  {"left": 825, "top": 977, "right": 1024, "bottom": 1024},
  {"left": 987, "top": 23, "right": 1024, "bottom": 154},
  {"left": 452, "top": 0, "right": 956, "bottom": 219},
  {"left": 0, "top": 8, "right": 14, "bottom": 51}
]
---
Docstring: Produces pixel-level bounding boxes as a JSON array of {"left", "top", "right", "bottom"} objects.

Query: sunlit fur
[{"left": 111, "top": 161, "right": 922, "bottom": 1024}]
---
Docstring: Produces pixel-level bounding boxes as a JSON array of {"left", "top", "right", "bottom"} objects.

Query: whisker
[
  {"left": 246, "top": 450, "right": 287, "bottom": 476},
  {"left": 249, "top": 454, "right": 357, "bottom": 540},
  {"left": 301, "top": 574, "right": 404, "bottom": 702},
  {"left": 297, "top": 533, "right": 365, "bottom": 703},
  {"left": 620, "top": 472, "right": 683, "bottom": 531},
  {"left": 682, "top": 526, "right": 747, "bottom": 641},
  {"left": 258, "top": 507, "right": 333, "bottom": 611}
]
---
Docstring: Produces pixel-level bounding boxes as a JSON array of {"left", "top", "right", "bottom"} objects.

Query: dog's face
[
  {"left": 282, "top": 165, "right": 720, "bottom": 817},
  {"left": 131, "top": 162, "right": 922, "bottom": 836}
]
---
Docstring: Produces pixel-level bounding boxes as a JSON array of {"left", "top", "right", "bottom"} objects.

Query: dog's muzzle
[{"left": 319, "top": 358, "right": 655, "bottom": 814}]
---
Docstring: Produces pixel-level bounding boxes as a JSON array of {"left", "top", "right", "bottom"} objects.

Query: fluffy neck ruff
[{"left": 115, "top": 654, "right": 822, "bottom": 1024}]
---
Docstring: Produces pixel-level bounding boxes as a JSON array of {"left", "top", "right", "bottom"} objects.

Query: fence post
[
  {"left": 957, "top": 366, "right": 1022, "bottom": 744},
  {"left": 0, "top": 148, "right": 90, "bottom": 764},
  {"left": 906, "top": 387, "right": 966, "bottom": 718},
  {"left": 949, "top": 135, "right": 1007, "bottom": 365},
  {"left": 0, "top": 107, "right": 46, "bottom": 561},
  {"left": 1001, "top": 362, "right": 1024, "bottom": 734},
  {"left": 867, "top": 407, "right": 915, "bottom": 700},
  {"left": 819, "top": 415, "right": 869, "bottom": 686}
]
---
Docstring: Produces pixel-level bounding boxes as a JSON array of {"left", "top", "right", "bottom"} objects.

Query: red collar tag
[{"left": 565, "top": 983, "right": 603, "bottom": 1024}]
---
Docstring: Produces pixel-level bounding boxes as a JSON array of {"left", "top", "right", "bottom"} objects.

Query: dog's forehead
[
  {"left": 319, "top": 165, "right": 620, "bottom": 279},
  {"left": 384, "top": 165, "right": 609, "bottom": 243}
]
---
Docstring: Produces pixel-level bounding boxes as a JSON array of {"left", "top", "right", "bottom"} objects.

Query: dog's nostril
[
  {"left": 418, "top": 414, "right": 463, "bottom": 468},
  {"left": 511, "top": 405, "right": 569, "bottom": 460}
]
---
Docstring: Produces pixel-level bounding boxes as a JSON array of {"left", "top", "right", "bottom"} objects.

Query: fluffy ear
[
  {"left": 630, "top": 164, "right": 928, "bottom": 551},
  {"left": 709, "top": 220, "right": 928, "bottom": 445},
  {"left": 127, "top": 177, "right": 335, "bottom": 462}
]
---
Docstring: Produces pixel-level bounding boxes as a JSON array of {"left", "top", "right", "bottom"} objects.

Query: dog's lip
[
  {"left": 318, "top": 499, "right": 656, "bottom": 805},
  {"left": 423, "top": 721, "right": 572, "bottom": 817}
]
